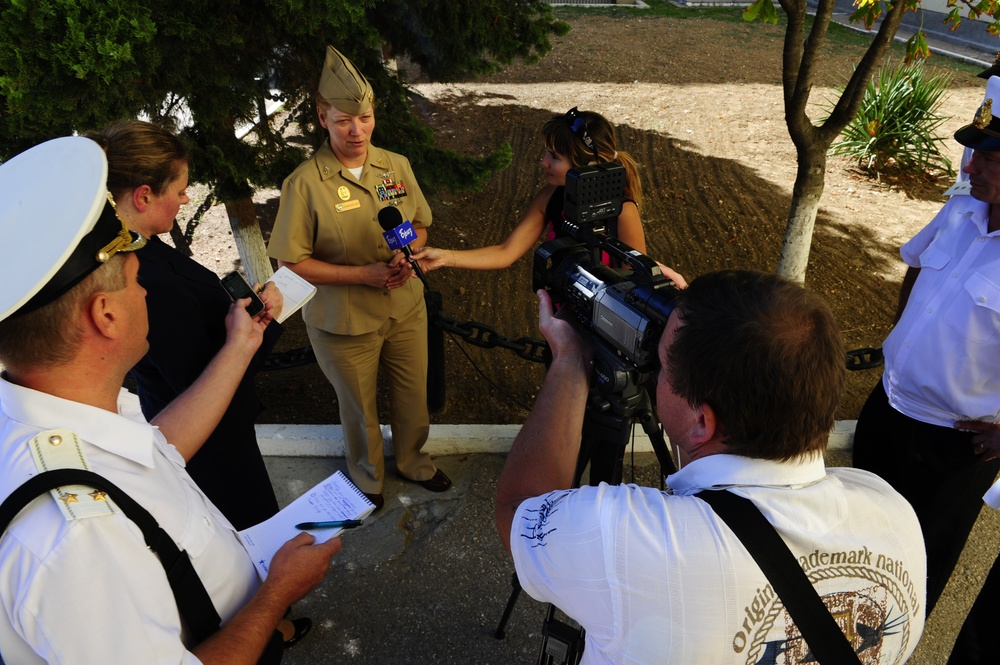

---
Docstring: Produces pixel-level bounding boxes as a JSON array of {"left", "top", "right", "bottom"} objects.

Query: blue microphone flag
[{"left": 382, "top": 219, "right": 417, "bottom": 251}]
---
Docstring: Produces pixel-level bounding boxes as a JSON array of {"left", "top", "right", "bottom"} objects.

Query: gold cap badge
[{"left": 975, "top": 98, "right": 994, "bottom": 130}]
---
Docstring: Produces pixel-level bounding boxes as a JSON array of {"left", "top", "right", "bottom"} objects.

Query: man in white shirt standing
[
  {"left": 853, "top": 76, "right": 1000, "bottom": 664},
  {"left": 496, "top": 269, "right": 926, "bottom": 664},
  {"left": 0, "top": 137, "right": 341, "bottom": 664}
]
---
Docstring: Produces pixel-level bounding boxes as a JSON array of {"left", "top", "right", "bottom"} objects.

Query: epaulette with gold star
[{"left": 29, "top": 429, "right": 118, "bottom": 520}]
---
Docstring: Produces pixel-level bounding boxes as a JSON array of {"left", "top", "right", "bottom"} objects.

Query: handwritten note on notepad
[
  {"left": 238, "top": 470, "right": 374, "bottom": 579},
  {"left": 269, "top": 265, "right": 317, "bottom": 324}
]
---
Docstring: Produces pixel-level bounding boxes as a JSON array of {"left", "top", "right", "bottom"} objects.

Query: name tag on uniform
[{"left": 336, "top": 200, "right": 361, "bottom": 212}]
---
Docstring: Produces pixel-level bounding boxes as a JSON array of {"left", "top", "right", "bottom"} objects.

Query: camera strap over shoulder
[
  {"left": 0, "top": 469, "right": 222, "bottom": 643},
  {"left": 696, "top": 489, "right": 863, "bottom": 665}
]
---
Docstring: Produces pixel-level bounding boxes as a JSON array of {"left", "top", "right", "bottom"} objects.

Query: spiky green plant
[{"left": 829, "top": 62, "right": 954, "bottom": 178}]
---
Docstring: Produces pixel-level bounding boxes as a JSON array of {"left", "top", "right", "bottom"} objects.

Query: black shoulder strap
[
  {"left": 696, "top": 490, "right": 863, "bottom": 665},
  {"left": 0, "top": 469, "right": 222, "bottom": 643}
]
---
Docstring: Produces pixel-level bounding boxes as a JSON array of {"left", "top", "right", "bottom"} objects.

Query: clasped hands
[{"left": 379, "top": 252, "right": 416, "bottom": 289}]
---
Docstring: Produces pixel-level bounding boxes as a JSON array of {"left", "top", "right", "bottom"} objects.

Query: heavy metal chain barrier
[
  {"left": 263, "top": 307, "right": 884, "bottom": 372},
  {"left": 179, "top": 193, "right": 217, "bottom": 246},
  {"left": 261, "top": 307, "right": 546, "bottom": 371},
  {"left": 262, "top": 345, "right": 316, "bottom": 371},
  {"left": 844, "top": 347, "right": 884, "bottom": 371},
  {"left": 430, "top": 308, "right": 548, "bottom": 363}
]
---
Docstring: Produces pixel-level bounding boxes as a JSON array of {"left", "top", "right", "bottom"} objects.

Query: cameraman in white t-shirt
[{"left": 496, "top": 269, "right": 926, "bottom": 665}]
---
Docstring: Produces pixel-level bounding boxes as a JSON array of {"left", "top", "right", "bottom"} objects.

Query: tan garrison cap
[{"left": 318, "top": 45, "right": 374, "bottom": 114}]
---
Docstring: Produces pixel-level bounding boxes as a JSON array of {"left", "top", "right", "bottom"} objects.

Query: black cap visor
[{"left": 955, "top": 121, "right": 1000, "bottom": 152}]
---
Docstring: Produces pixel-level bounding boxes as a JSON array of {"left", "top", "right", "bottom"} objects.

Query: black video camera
[{"left": 532, "top": 164, "right": 680, "bottom": 406}]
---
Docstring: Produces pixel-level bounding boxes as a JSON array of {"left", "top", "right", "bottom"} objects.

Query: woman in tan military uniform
[{"left": 268, "top": 46, "right": 451, "bottom": 510}]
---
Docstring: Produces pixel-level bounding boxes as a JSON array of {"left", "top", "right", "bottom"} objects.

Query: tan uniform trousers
[{"left": 307, "top": 303, "right": 435, "bottom": 494}]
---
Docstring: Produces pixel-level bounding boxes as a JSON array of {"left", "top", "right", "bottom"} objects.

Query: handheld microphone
[{"left": 377, "top": 206, "right": 427, "bottom": 287}]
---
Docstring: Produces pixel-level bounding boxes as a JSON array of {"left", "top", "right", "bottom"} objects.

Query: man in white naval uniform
[{"left": 0, "top": 137, "right": 342, "bottom": 664}]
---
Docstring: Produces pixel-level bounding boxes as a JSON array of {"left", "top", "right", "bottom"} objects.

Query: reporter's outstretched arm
[
  {"left": 151, "top": 299, "right": 269, "bottom": 461},
  {"left": 495, "top": 290, "right": 593, "bottom": 555},
  {"left": 617, "top": 201, "right": 646, "bottom": 254},
  {"left": 193, "top": 533, "right": 343, "bottom": 664},
  {"left": 408, "top": 186, "right": 553, "bottom": 272}
]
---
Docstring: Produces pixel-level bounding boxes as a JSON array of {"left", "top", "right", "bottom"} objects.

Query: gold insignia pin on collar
[{"left": 975, "top": 98, "right": 994, "bottom": 130}]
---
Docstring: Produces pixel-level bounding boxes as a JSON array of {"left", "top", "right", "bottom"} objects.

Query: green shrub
[{"left": 829, "top": 62, "right": 954, "bottom": 179}]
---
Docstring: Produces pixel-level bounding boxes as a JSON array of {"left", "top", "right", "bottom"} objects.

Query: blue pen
[{"left": 296, "top": 519, "right": 364, "bottom": 530}]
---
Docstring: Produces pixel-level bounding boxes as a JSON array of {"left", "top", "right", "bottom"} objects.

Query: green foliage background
[
  {"left": 0, "top": 0, "right": 568, "bottom": 199},
  {"left": 829, "top": 62, "right": 954, "bottom": 178}
]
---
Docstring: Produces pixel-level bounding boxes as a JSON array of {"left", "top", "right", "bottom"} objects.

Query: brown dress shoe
[
  {"left": 363, "top": 492, "right": 384, "bottom": 512},
  {"left": 280, "top": 617, "right": 312, "bottom": 648},
  {"left": 416, "top": 469, "right": 452, "bottom": 492}
]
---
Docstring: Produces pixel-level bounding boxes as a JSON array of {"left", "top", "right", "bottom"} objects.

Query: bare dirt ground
[{"left": 184, "top": 13, "right": 988, "bottom": 426}]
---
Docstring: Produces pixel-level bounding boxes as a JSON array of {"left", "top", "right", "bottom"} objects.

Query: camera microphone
[{"left": 377, "top": 206, "right": 427, "bottom": 288}]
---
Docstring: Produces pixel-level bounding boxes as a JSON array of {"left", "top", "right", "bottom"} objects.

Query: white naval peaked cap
[
  {"left": 0, "top": 136, "right": 146, "bottom": 322},
  {"left": 955, "top": 75, "right": 1000, "bottom": 152}
]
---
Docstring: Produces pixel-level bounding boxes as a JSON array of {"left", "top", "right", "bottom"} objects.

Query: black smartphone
[{"left": 220, "top": 270, "right": 266, "bottom": 317}]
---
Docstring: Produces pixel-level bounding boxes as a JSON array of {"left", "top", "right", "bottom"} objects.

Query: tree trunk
[
  {"left": 772, "top": 0, "right": 908, "bottom": 283},
  {"left": 223, "top": 196, "right": 273, "bottom": 287},
  {"left": 381, "top": 42, "right": 398, "bottom": 76},
  {"left": 776, "top": 149, "right": 827, "bottom": 283}
]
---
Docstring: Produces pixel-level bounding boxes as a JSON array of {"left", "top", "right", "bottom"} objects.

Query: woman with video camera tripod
[{"left": 410, "top": 108, "right": 648, "bottom": 271}]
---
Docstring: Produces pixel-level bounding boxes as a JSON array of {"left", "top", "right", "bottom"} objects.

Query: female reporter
[
  {"left": 88, "top": 120, "right": 284, "bottom": 530},
  {"left": 88, "top": 120, "right": 310, "bottom": 648},
  {"left": 410, "top": 108, "right": 646, "bottom": 271}
]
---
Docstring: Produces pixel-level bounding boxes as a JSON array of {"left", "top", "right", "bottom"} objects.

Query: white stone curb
[{"left": 257, "top": 420, "right": 857, "bottom": 458}]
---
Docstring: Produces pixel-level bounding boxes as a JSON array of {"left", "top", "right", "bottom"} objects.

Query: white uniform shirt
[
  {"left": 0, "top": 377, "right": 259, "bottom": 664},
  {"left": 511, "top": 454, "right": 926, "bottom": 665},
  {"left": 882, "top": 195, "right": 1000, "bottom": 426}
]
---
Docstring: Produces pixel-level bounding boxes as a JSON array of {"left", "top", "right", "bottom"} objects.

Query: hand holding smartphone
[{"left": 220, "top": 270, "right": 266, "bottom": 317}]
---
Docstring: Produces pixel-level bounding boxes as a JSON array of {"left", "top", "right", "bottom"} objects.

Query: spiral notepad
[
  {"left": 269, "top": 265, "right": 317, "bottom": 324},
  {"left": 238, "top": 470, "right": 375, "bottom": 579}
]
